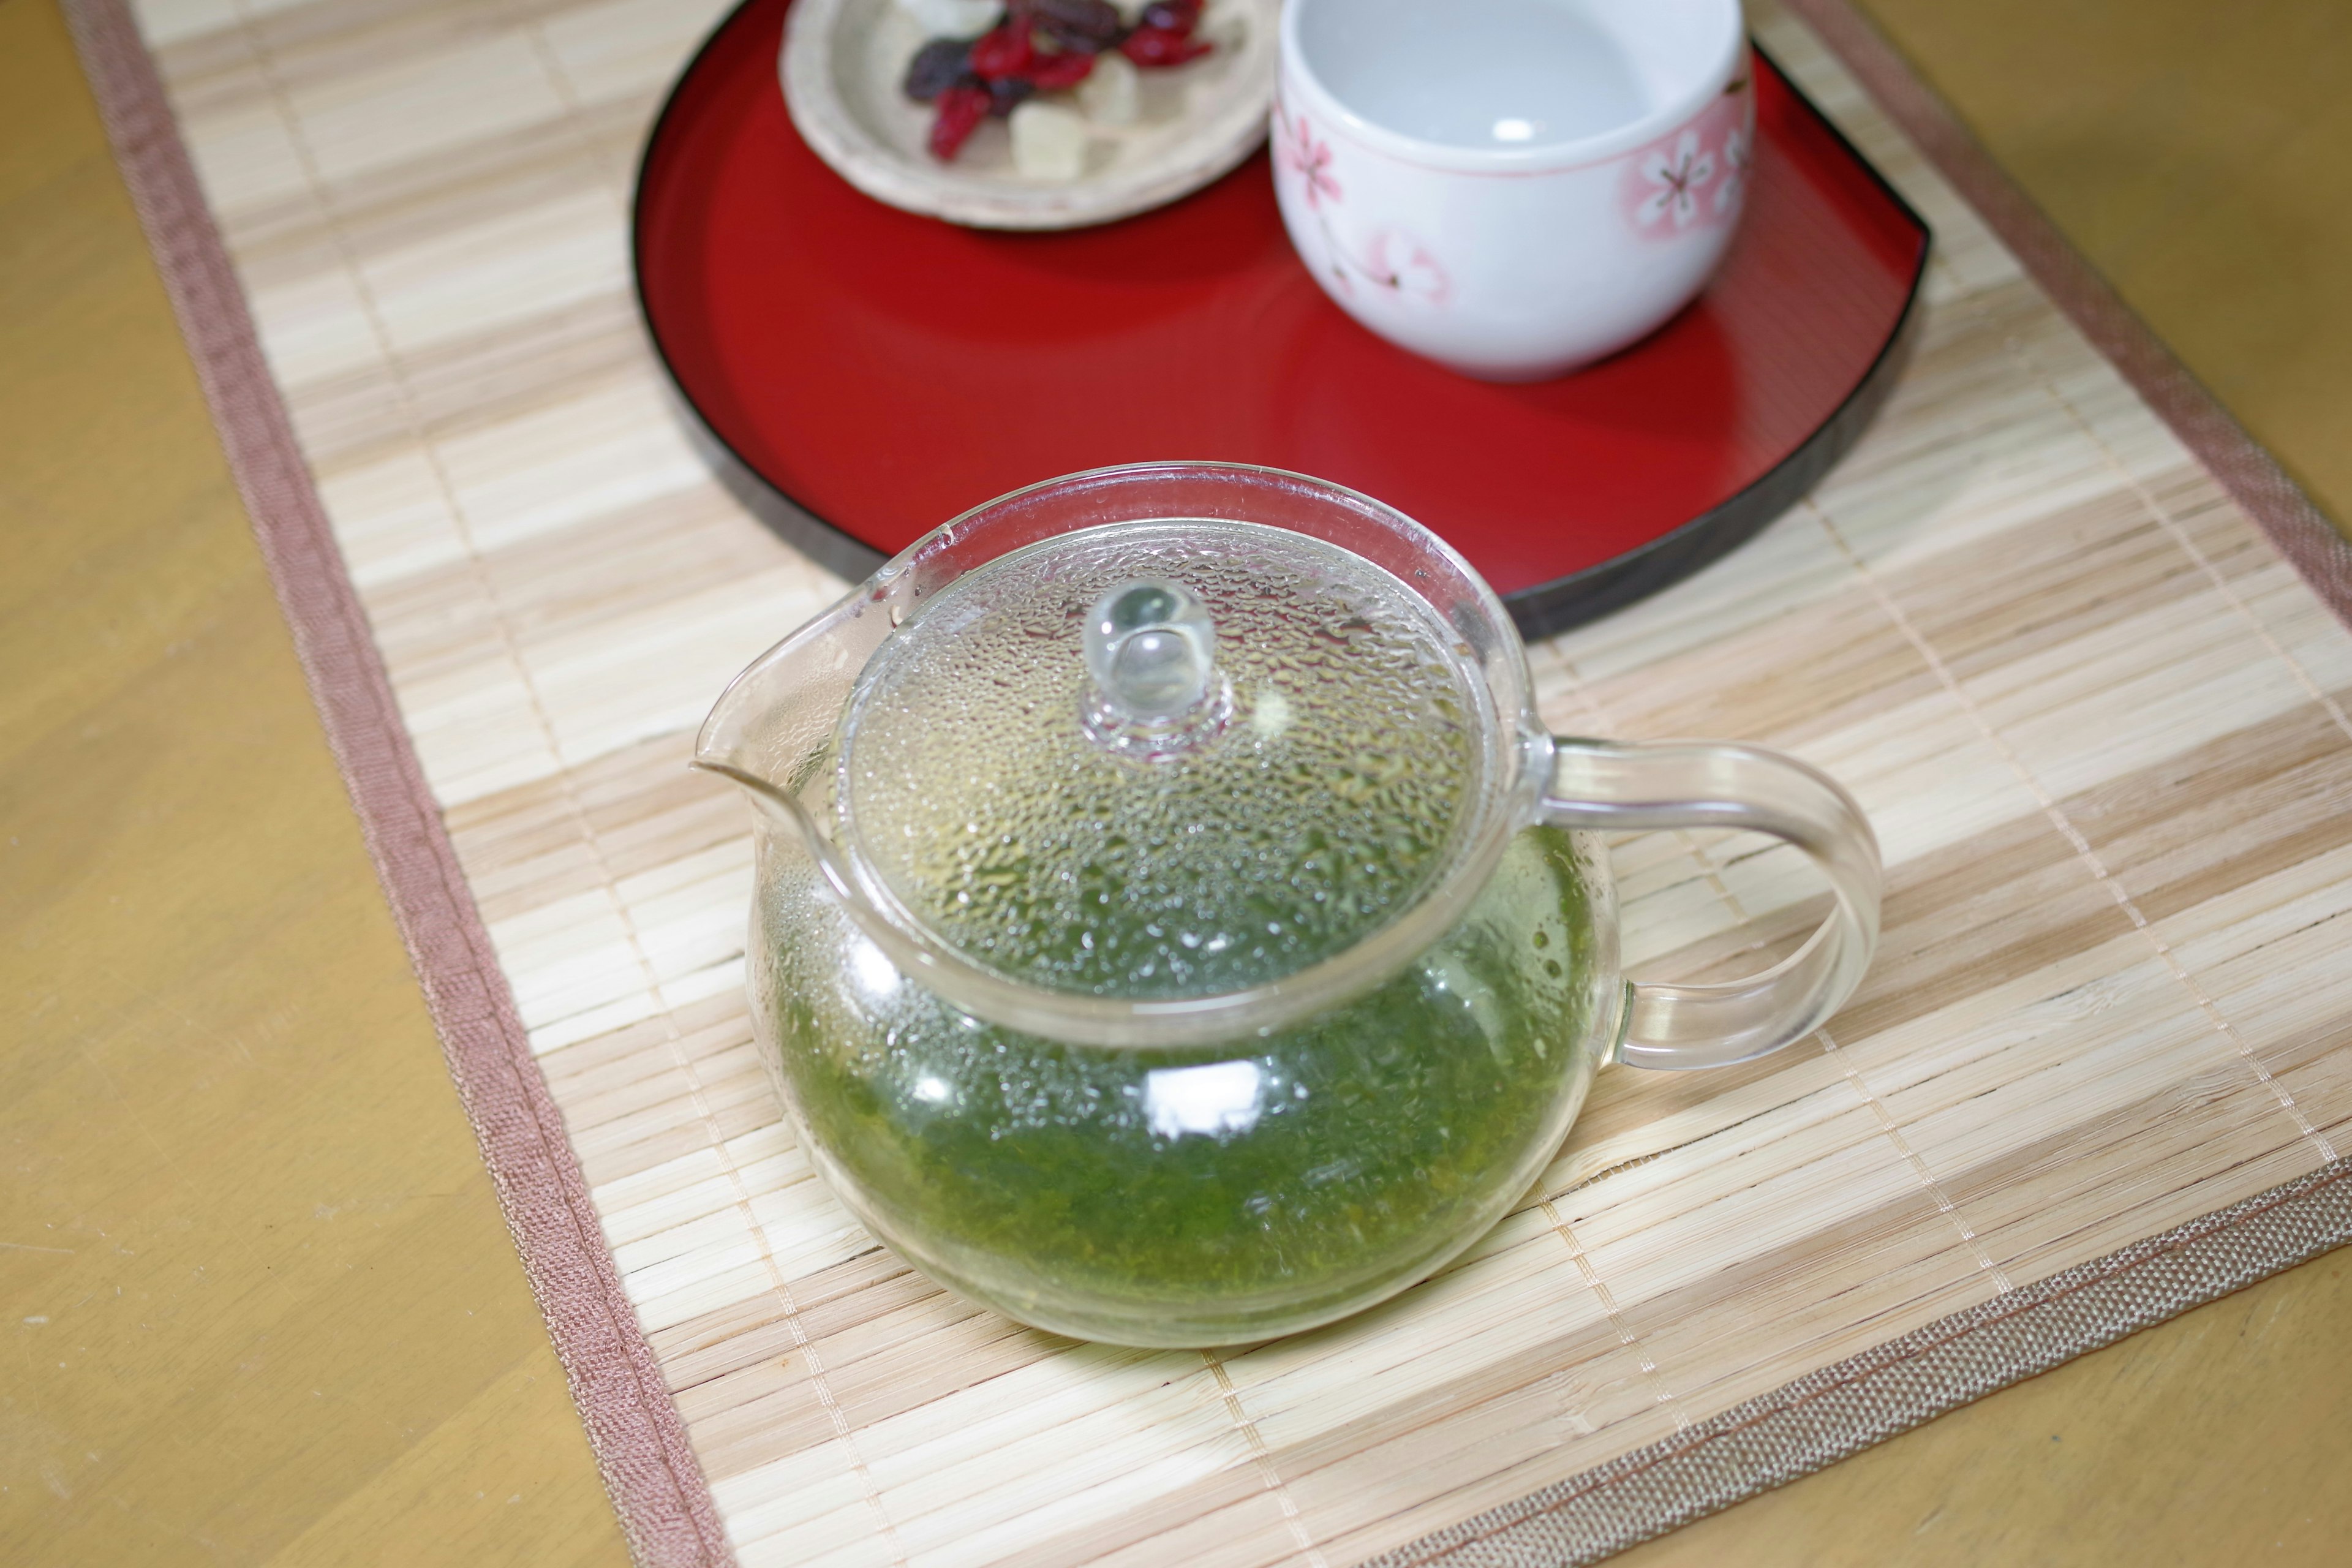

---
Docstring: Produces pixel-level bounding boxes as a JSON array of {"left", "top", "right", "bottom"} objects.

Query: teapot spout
[
  {"left": 693, "top": 582, "right": 917, "bottom": 975},
  {"left": 690, "top": 756, "right": 865, "bottom": 903},
  {"left": 692, "top": 581, "right": 898, "bottom": 793}
]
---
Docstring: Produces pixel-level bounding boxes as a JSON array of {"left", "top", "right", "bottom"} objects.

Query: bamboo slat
[{"left": 130, "top": 1, "right": 2352, "bottom": 1564}]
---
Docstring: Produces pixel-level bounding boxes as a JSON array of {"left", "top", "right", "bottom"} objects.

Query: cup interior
[{"left": 1291, "top": 0, "right": 1736, "bottom": 156}]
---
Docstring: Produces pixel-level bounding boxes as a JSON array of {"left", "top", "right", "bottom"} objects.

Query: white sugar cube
[
  {"left": 1010, "top": 100, "right": 1092, "bottom": 180},
  {"left": 1202, "top": 0, "right": 1249, "bottom": 50},
  {"left": 896, "top": 0, "right": 999, "bottom": 39},
  {"left": 1077, "top": 51, "right": 1140, "bottom": 126}
]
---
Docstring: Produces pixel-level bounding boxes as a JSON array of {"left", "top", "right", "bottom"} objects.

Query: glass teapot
[{"left": 696, "top": 464, "right": 1879, "bottom": 1348}]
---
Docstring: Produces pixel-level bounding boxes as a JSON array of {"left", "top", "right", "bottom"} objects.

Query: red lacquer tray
[{"left": 635, "top": 0, "right": 1929, "bottom": 636}]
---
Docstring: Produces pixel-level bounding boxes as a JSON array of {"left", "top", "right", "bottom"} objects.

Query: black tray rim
[{"left": 628, "top": 1, "right": 1933, "bottom": 639}]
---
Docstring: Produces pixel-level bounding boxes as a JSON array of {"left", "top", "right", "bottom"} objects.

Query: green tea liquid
[{"left": 759, "top": 821, "right": 1608, "bottom": 1344}]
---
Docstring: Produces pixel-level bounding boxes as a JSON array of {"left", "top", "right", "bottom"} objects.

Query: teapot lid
[{"left": 834, "top": 515, "right": 1501, "bottom": 1010}]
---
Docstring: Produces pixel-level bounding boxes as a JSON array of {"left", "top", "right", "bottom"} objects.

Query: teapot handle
[{"left": 1539, "top": 739, "right": 1882, "bottom": 1072}]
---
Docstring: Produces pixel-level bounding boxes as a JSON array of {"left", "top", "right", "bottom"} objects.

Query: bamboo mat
[{"left": 89, "top": 0, "right": 2352, "bottom": 1564}]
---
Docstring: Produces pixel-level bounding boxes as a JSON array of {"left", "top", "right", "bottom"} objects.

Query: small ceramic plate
[{"left": 781, "top": 0, "right": 1279, "bottom": 230}]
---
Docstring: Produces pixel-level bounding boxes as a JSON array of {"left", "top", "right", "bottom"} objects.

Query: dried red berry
[
  {"left": 1033, "top": 0, "right": 1125, "bottom": 51},
  {"left": 929, "top": 83, "right": 992, "bottom": 159},
  {"left": 986, "top": 75, "right": 1034, "bottom": 116},
  {"left": 1120, "top": 25, "right": 1213, "bottom": 67},
  {"left": 968, "top": 21, "right": 1036, "bottom": 80},
  {"left": 903, "top": 37, "right": 976, "bottom": 102},
  {"left": 1027, "top": 48, "right": 1097, "bottom": 90}
]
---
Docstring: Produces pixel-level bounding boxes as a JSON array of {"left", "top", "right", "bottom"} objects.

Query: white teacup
[{"left": 1273, "top": 0, "right": 1753, "bottom": 382}]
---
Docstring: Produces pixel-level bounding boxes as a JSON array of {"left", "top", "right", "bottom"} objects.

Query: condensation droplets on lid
[{"left": 835, "top": 519, "right": 1493, "bottom": 1001}]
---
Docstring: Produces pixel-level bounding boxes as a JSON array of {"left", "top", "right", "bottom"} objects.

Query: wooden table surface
[{"left": 1, "top": 0, "right": 2345, "bottom": 1562}]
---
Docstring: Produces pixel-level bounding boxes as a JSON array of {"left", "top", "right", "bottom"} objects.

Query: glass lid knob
[{"left": 1081, "top": 579, "right": 1231, "bottom": 753}]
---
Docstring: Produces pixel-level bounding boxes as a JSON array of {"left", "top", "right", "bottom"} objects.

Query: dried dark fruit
[
  {"left": 929, "top": 83, "right": 992, "bottom": 159},
  {"left": 1120, "top": 24, "right": 1212, "bottom": 67},
  {"left": 1031, "top": 0, "right": 1125, "bottom": 51},
  {"left": 986, "top": 75, "right": 1035, "bottom": 116},
  {"left": 1139, "top": 0, "right": 1202, "bottom": 31},
  {"left": 968, "top": 20, "right": 1036, "bottom": 80},
  {"left": 1026, "top": 47, "right": 1097, "bottom": 90},
  {"left": 903, "top": 37, "right": 976, "bottom": 102}
]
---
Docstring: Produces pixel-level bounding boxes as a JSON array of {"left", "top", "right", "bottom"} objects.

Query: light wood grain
[
  {"left": 1853, "top": 0, "right": 2352, "bottom": 539},
  {"left": 0, "top": 2, "right": 628, "bottom": 1561},
  {"left": 1613, "top": 1243, "right": 2352, "bottom": 1568}
]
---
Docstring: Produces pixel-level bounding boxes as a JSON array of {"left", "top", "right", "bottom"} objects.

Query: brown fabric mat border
[
  {"left": 58, "top": 2, "right": 736, "bottom": 1564},
  {"left": 61, "top": 0, "right": 2352, "bottom": 1564},
  {"left": 1369, "top": 1159, "right": 2352, "bottom": 1568}
]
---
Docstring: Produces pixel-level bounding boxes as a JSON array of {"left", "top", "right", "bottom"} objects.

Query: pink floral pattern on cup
[
  {"left": 1274, "top": 97, "right": 1453, "bottom": 309},
  {"left": 1714, "top": 124, "right": 1752, "bottom": 215},
  {"left": 1276, "top": 101, "right": 1343, "bottom": 209},
  {"left": 1620, "top": 69, "right": 1754, "bottom": 239},
  {"left": 1360, "top": 229, "right": 1453, "bottom": 306},
  {"left": 1634, "top": 131, "right": 1716, "bottom": 228}
]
